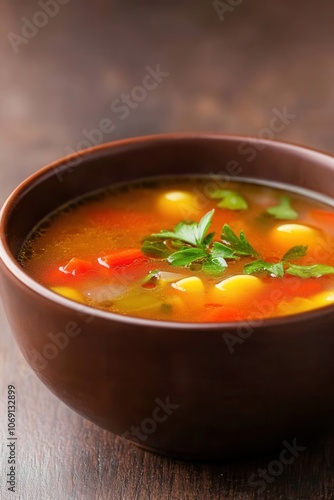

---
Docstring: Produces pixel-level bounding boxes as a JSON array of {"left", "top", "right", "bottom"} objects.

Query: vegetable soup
[{"left": 18, "top": 176, "right": 334, "bottom": 322}]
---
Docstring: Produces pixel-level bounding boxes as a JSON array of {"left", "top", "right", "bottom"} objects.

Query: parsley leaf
[
  {"left": 211, "top": 242, "right": 238, "bottom": 260},
  {"left": 210, "top": 190, "right": 248, "bottom": 211},
  {"left": 151, "top": 209, "right": 215, "bottom": 248},
  {"left": 221, "top": 224, "right": 258, "bottom": 257},
  {"left": 282, "top": 245, "right": 308, "bottom": 261},
  {"left": 266, "top": 195, "right": 298, "bottom": 220},
  {"left": 152, "top": 225, "right": 197, "bottom": 246},
  {"left": 167, "top": 248, "right": 207, "bottom": 267},
  {"left": 141, "top": 239, "right": 172, "bottom": 259},
  {"left": 195, "top": 209, "right": 215, "bottom": 244},
  {"left": 202, "top": 232, "right": 215, "bottom": 247},
  {"left": 243, "top": 260, "right": 285, "bottom": 278},
  {"left": 285, "top": 264, "right": 334, "bottom": 278},
  {"left": 202, "top": 256, "right": 227, "bottom": 274},
  {"left": 142, "top": 210, "right": 334, "bottom": 280}
]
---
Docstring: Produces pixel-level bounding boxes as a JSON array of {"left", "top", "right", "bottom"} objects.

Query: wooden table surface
[{"left": 1, "top": 1, "right": 334, "bottom": 498}]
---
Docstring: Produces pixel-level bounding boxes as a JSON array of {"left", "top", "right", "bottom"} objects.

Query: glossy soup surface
[{"left": 19, "top": 177, "right": 334, "bottom": 322}]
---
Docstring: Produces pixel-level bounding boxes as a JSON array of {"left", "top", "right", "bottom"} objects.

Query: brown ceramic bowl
[{"left": 1, "top": 134, "right": 334, "bottom": 460}]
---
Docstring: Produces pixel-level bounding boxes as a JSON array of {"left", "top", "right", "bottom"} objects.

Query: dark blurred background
[
  {"left": 2, "top": 3, "right": 334, "bottom": 498},
  {"left": 1, "top": 0, "right": 334, "bottom": 202}
]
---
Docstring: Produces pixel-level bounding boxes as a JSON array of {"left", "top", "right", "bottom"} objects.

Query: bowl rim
[{"left": 1, "top": 131, "right": 334, "bottom": 330}]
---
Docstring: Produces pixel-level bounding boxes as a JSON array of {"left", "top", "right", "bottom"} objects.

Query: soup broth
[{"left": 19, "top": 176, "right": 334, "bottom": 322}]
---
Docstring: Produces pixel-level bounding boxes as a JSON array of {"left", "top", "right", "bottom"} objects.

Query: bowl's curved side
[
  {"left": 1, "top": 134, "right": 334, "bottom": 459},
  {"left": 2, "top": 258, "right": 334, "bottom": 459}
]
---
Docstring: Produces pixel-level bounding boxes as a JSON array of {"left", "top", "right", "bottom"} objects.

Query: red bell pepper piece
[
  {"left": 98, "top": 249, "right": 147, "bottom": 269},
  {"left": 59, "top": 258, "right": 94, "bottom": 276}
]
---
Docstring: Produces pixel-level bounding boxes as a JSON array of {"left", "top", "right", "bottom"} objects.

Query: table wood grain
[{"left": 2, "top": 1, "right": 334, "bottom": 498}]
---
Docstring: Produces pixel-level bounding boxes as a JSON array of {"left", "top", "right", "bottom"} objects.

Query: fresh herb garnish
[
  {"left": 244, "top": 247, "right": 334, "bottom": 279},
  {"left": 167, "top": 248, "right": 207, "bottom": 267},
  {"left": 266, "top": 195, "right": 298, "bottom": 220},
  {"left": 210, "top": 190, "right": 248, "bottom": 211},
  {"left": 201, "top": 257, "right": 227, "bottom": 274},
  {"left": 151, "top": 209, "right": 215, "bottom": 248},
  {"left": 285, "top": 264, "right": 334, "bottom": 278},
  {"left": 282, "top": 245, "right": 308, "bottom": 261},
  {"left": 142, "top": 210, "right": 235, "bottom": 273},
  {"left": 200, "top": 242, "right": 239, "bottom": 274},
  {"left": 211, "top": 241, "right": 238, "bottom": 260},
  {"left": 141, "top": 239, "right": 172, "bottom": 259},
  {"left": 142, "top": 209, "right": 332, "bottom": 279},
  {"left": 221, "top": 224, "right": 258, "bottom": 257},
  {"left": 243, "top": 260, "right": 285, "bottom": 278}
]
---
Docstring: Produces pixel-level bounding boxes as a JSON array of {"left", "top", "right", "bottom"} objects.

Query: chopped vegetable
[
  {"left": 157, "top": 191, "right": 199, "bottom": 219},
  {"left": 212, "top": 275, "right": 263, "bottom": 304},
  {"left": 266, "top": 195, "right": 298, "bottom": 220},
  {"left": 172, "top": 276, "right": 204, "bottom": 292},
  {"left": 59, "top": 258, "right": 94, "bottom": 276},
  {"left": 83, "top": 283, "right": 127, "bottom": 304},
  {"left": 114, "top": 293, "right": 164, "bottom": 313},
  {"left": 277, "top": 290, "right": 334, "bottom": 316},
  {"left": 271, "top": 223, "right": 319, "bottom": 251},
  {"left": 210, "top": 190, "right": 248, "bottom": 211},
  {"left": 98, "top": 249, "right": 147, "bottom": 269},
  {"left": 51, "top": 286, "right": 84, "bottom": 302}
]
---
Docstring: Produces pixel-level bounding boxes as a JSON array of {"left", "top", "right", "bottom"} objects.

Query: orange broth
[{"left": 18, "top": 177, "right": 334, "bottom": 322}]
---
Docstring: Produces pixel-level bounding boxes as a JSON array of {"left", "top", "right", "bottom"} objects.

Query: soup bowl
[{"left": 1, "top": 133, "right": 334, "bottom": 460}]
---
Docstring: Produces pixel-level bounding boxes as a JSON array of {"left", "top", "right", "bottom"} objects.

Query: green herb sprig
[
  {"left": 266, "top": 195, "right": 298, "bottom": 220},
  {"left": 141, "top": 210, "right": 334, "bottom": 279},
  {"left": 210, "top": 190, "right": 248, "bottom": 211},
  {"left": 142, "top": 209, "right": 241, "bottom": 274}
]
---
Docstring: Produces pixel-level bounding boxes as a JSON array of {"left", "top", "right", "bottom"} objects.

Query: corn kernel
[
  {"left": 157, "top": 191, "right": 199, "bottom": 219},
  {"left": 271, "top": 223, "right": 319, "bottom": 252},
  {"left": 51, "top": 286, "right": 83, "bottom": 302},
  {"left": 172, "top": 276, "right": 204, "bottom": 292},
  {"left": 277, "top": 291, "right": 334, "bottom": 316},
  {"left": 212, "top": 275, "right": 263, "bottom": 304},
  {"left": 311, "top": 291, "right": 334, "bottom": 308},
  {"left": 277, "top": 297, "right": 313, "bottom": 315}
]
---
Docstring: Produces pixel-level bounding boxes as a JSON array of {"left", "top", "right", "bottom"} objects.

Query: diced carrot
[
  {"left": 310, "top": 210, "right": 334, "bottom": 226},
  {"left": 59, "top": 258, "right": 94, "bottom": 276},
  {"left": 98, "top": 249, "right": 147, "bottom": 269}
]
